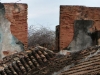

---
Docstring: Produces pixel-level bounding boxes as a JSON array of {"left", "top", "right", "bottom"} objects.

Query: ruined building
[
  {"left": 56, "top": 5, "right": 100, "bottom": 51},
  {"left": 4, "top": 3, "right": 28, "bottom": 47},
  {"left": 0, "top": 3, "right": 100, "bottom": 75},
  {"left": 0, "top": 3, "right": 27, "bottom": 58}
]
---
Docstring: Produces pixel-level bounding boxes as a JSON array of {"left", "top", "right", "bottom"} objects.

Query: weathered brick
[
  {"left": 59, "top": 5, "right": 100, "bottom": 50},
  {"left": 3, "top": 3, "right": 28, "bottom": 47}
]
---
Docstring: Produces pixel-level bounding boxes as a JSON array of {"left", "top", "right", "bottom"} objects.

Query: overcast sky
[{"left": 1, "top": 0, "right": 100, "bottom": 30}]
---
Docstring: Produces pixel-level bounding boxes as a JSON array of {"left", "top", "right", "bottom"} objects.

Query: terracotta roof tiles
[{"left": 0, "top": 46, "right": 55, "bottom": 75}]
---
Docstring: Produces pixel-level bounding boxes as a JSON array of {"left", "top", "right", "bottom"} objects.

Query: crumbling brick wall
[
  {"left": 3, "top": 3, "right": 28, "bottom": 47},
  {"left": 59, "top": 5, "right": 100, "bottom": 50},
  {"left": 55, "top": 25, "right": 60, "bottom": 51}
]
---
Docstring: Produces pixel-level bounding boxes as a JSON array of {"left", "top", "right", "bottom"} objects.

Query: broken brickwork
[
  {"left": 3, "top": 3, "right": 28, "bottom": 47},
  {"left": 59, "top": 5, "right": 100, "bottom": 50},
  {"left": 55, "top": 25, "right": 60, "bottom": 51}
]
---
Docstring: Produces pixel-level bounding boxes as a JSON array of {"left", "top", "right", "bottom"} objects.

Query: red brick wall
[
  {"left": 3, "top": 3, "right": 28, "bottom": 47},
  {"left": 59, "top": 5, "right": 100, "bottom": 50}
]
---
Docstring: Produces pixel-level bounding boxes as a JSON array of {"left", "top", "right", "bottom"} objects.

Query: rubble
[
  {"left": 0, "top": 3, "right": 100, "bottom": 75},
  {"left": 0, "top": 45, "right": 98, "bottom": 75},
  {"left": 44, "top": 46, "right": 100, "bottom": 75},
  {"left": 0, "top": 46, "right": 55, "bottom": 75},
  {"left": 60, "top": 47, "right": 100, "bottom": 75}
]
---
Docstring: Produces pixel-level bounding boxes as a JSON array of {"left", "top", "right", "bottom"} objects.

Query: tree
[{"left": 28, "top": 25, "right": 55, "bottom": 50}]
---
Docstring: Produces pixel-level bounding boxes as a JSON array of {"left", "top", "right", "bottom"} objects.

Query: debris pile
[
  {"left": 60, "top": 47, "right": 100, "bottom": 75},
  {"left": 0, "top": 45, "right": 100, "bottom": 75},
  {"left": 0, "top": 46, "right": 55, "bottom": 75},
  {"left": 40, "top": 46, "right": 100, "bottom": 75}
]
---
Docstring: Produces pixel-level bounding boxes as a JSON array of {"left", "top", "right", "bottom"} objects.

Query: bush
[{"left": 28, "top": 25, "right": 55, "bottom": 50}]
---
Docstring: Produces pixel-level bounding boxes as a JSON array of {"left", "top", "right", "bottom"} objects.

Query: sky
[{"left": 1, "top": 0, "right": 100, "bottom": 31}]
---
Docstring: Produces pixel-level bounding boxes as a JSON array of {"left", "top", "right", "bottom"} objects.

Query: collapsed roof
[
  {"left": 0, "top": 2, "right": 100, "bottom": 75},
  {"left": 0, "top": 45, "right": 100, "bottom": 75},
  {"left": 0, "top": 46, "right": 55, "bottom": 75}
]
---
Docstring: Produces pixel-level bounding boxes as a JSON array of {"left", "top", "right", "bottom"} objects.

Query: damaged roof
[
  {"left": 27, "top": 45, "right": 100, "bottom": 75},
  {"left": 0, "top": 46, "right": 100, "bottom": 75},
  {"left": 60, "top": 46, "right": 100, "bottom": 75},
  {"left": 0, "top": 46, "right": 55, "bottom": 75}
]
